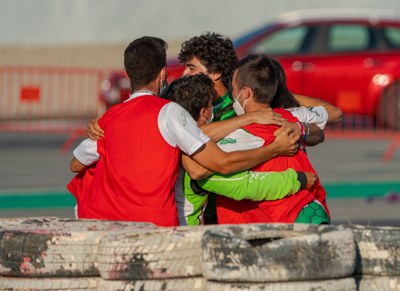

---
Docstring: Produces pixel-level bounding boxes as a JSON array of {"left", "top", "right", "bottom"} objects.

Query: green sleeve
[{"left": 197, "top": 168, "right": 301, "bottom": 201}]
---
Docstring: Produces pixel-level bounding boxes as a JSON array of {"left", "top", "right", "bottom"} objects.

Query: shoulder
[{"left": 273, "top": 108, "right": 297, "bottom": 121}]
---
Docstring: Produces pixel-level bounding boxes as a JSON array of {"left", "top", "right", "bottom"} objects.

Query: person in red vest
[
  {"left": 214, "top": 54, "right": 331, "bottom": 224},
  {"left": 69, "top": 37, "right": 300, "bottom": 226}
]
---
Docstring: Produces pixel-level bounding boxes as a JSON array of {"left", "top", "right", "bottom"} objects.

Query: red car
[{"left": 101, "top": 9, "right": 400, "bottom": 128}]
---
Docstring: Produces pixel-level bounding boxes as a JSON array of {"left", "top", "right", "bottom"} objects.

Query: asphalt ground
[{"left": 0, "top": 131, "right": 399, "bottom": 226}]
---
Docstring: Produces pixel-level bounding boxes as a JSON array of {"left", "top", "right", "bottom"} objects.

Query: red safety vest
[{"left": 79, "top": 95, "right": 181, "bottom": 226}]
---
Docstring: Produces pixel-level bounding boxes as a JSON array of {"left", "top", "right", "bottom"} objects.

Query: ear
[
  {"left": 208, "top": 72, "right": 222, "bottom": 82},
  {"left": 199, "top": 107, "right": 207, "bottom": 118},
  {"left": 160, "top": 67, "right": 167, "bottom": 80},
  {"left": 123, "top": 70, "right": 129, "bottom": 79},
  {"left": 242, "top": 87, "right": 252, "bottom": 100}
]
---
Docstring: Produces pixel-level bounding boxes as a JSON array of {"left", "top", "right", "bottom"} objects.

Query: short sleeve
[
  {"left": 72, "top": 139, "right": 100, "bottom": 165},
  {"left": 288, "top": 106, "right": 328, "bottom": 129},
  {"left": 158, "top": 102, "right": 210, "bottom": 156}
]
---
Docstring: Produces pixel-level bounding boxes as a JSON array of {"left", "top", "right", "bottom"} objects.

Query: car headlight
[{"left": 373, "top": 74, "right": 390, "bottom": 86}]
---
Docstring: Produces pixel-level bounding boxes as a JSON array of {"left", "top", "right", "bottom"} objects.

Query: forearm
[
  {"left": 182, "top": 154, "right": 214, "bottom": 180},
  {"left": 200, "top": 114, "right": 256, "bottom": 142},
  {"left": 303, "top": 123, "right": 325, "bottom": 146},
  {"left": 294, "top": 94, "right": 343, "bottom": 125},
  {"left": 70, "top": 157, "right": 86, "bottom": 173},
  {"left": 192, "top": 141, "right": 279, "bottom": 175},
  {"left": 197, "top": 168, "right": 301, "bottom": 201}
]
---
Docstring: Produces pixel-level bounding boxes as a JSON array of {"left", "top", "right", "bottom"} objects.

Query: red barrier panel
[{"left": 0, "top": 66, "right": 110, "bottom": 132}]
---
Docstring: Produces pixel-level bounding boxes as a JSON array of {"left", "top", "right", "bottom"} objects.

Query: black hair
[
  {"left": 124, "top": 36, "right": 167, "bottom": 91},
  {"left": 235, "top": 54, "right": 278, "bottom": 105},
  {"left": 165, "top": 74, "right": 215, "bottom": 121},
  {"left": 178, "top": 32, "right": 238, "bottom": 89},
  {"left": 269, "top": 57, "right": 300, "bottom": 108}
]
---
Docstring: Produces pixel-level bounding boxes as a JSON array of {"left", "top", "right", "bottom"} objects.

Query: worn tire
[
  {"left": 355, "top": 275, "right": 400, "bottom": 291},
  {"left": 201, "top": 223, "right": 356, "bottom": 282},
  {"left": 0, "top": 276, "right": 100, "bottom": 290},
  {"left": 97, "top": 277, "right": 207, "bottom": 291},
  {"left": 207, "top": 277, "right": 357, "bottom": 291},
  {"left": 0, "top": 218, "right": 156, "bottom": 277},
  {"left": 98, "top": 225, "right": 214, "bottom": 280},
  {"left": 347, "top": 225, "right": 400, "bottom": 276}
]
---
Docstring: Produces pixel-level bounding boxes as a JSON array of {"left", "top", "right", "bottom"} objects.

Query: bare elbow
[
  {"left": 70, "top": 158, "right": 85, "bottom": 173},
  {"left": 328, "top": 107, "right": 344, "bottom": 125}
]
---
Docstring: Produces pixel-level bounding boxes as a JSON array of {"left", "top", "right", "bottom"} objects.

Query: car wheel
[{"left": 376, "top": 81, "right": 400, "bottom": 130}]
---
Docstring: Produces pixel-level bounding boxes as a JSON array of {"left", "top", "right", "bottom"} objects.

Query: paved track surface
[{"left": 0, "top": 131, "right": 399, "bottom": 226}]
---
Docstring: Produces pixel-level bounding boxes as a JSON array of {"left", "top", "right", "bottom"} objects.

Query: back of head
[
  {"left": 124, "top": 36, "right": 167, "bottom": 90},
  {"left": 178, "top": 32, "right": 238, "bottom": 89},
  {"left": 165, "top": 74, "right": 215, "bottom": 121},
  {"left": 235, "top": 54, "right": 278, "bottom": 105}
]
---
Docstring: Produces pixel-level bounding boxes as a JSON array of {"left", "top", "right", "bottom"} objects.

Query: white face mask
[
  {"left": 232, "top": 90, "right": 246, "bottom": 116},
  {"left": 202, "top": 111, "right": 214, "bottom": 124}
]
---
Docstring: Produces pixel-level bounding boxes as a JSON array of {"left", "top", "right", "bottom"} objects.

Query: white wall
[{"left": 1, "top": 0, "right": 400, "bottom": 45}]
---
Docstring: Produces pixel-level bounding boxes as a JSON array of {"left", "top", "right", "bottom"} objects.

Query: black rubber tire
[
  {"left": 97, "top": 225, "right": 215, "bottom": 280},
  {"left": 347, "top": 225, "right": 400, "bottom": 276},
  {"left": 0, "top": 218, "right": 156, "bottom": 277},
  {"left": 201, "top": 223, "right": 356, "bottom": 282}
]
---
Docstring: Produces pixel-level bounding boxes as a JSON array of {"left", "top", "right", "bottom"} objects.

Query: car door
[{"left": 293, "top": 22, "right": 383, "bottom": 116}]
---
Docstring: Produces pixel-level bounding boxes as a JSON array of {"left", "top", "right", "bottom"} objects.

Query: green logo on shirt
[{"left": 219, "top": 138, "right": 237, "bottom": 145}]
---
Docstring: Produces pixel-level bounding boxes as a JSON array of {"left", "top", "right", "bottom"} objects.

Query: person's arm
[
  {"left": 70, "top": 138, "right": 100, "bottom": 172},
  {"left": 301, "top": 123, "right": 325, "bottom": 146},
  {"left": 70, "top": 157, "right": 86, "bottom": 173},
  {"left": 201, "top": 108, "right": 286, "bottom": 141},
  {"left": 294, "top": 94, "right": 343, "bottom": 125},
  {"left": 195, "top": 169, "right": 317, "bottom": 201},
  {"left": 190, "top": 125, "right": 299, "bottom": 176},
  {"left": 184, "top": 124, "right": 299, "bottom": 179}
]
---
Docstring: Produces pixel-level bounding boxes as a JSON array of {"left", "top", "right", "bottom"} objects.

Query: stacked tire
[
  {"left": 201, "top": 223, "right": 357, "bottom": 290},
  {"left": 347, "top": 225, "right": 400, "bottom": 291},
  {"left": 1, "top": 218, "right": 399, "bottom": 290},
  {"left": 0, "top": 217, "right": 156, "bottom": 290}
]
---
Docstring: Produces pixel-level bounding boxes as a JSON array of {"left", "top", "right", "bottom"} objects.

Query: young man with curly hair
[{"left": 177, "top": 32, "right": 342, "bottom": 224}]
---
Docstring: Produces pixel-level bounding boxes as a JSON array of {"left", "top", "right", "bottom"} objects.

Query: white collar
[{"left": 124, "top": 90, "right": 156, "bottom": 103}]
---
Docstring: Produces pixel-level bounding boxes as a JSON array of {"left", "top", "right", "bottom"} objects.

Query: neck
[
  {"left": 245, "top": 102, "right": 271, "bottom": 113},
  {"left": 134, "top": 80, "right": 158, "bottom": 95},
  {"left": 213, "top": 81, "right": 228, "bottom": 100}
]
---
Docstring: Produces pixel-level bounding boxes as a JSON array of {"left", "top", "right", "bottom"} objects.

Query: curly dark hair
[
  {"left": 165, "top": 74, "right": 216, "bottom": 121},
  {"left": 124, "top": 36, "right": 167, "bottom": 91},
  {"left": 178, "top": 32, "right": 238, "bottom": 89}
]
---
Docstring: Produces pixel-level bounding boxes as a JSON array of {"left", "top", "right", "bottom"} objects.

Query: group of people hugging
[{"left": 67, "top": 32, "right": 343, "bottom": 227}]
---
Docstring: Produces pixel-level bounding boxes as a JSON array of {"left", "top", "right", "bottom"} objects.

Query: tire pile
[{"left": 0, "top": 217, "right": 398, "bottom": 291}]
